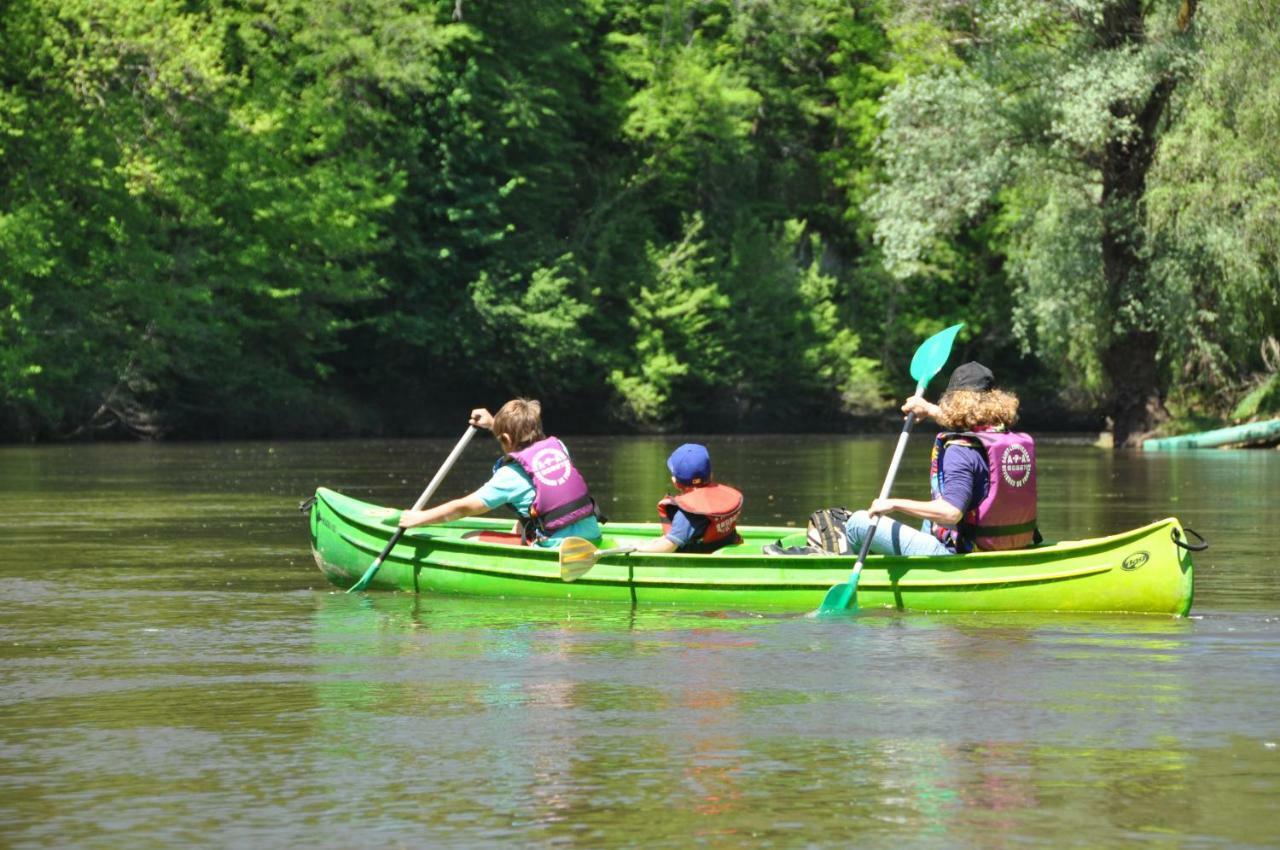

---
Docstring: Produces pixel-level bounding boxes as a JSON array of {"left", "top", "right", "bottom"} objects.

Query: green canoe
[
  {"left": 308, "top": 487, "right": 1196, "bottom": 616},
  {"left": 1142, "top": 417, "right": 1280, "bottom": 450}
]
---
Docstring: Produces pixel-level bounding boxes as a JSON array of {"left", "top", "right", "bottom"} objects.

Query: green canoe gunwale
[{"left": 309, "top": 487, "right": 1195, "bottom": 616}]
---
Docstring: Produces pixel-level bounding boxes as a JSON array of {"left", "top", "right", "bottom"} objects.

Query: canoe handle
[{"left": 1172, "top": 526, "right": 1208, "bottom": 552}]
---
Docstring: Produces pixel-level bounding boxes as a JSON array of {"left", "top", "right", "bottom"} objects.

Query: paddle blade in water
[
  {"left": 817, "top": 580, "right": 859, "bottom": 615},
  {"left": 348, "top": 560, "right": 380, "bottom": 593},
  {"left": 909, "top": 323, "right": 964, "bottom": 386},
  {"left": 558, "top": 537, "right": 598, "bottom": 582},
  {"left": 347, "top": 528, "right": 404, "bottom": 593}
]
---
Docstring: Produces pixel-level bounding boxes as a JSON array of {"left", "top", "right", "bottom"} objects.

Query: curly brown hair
[{"left": 937, "top": 389, "right": 1021, "bottom": 431}]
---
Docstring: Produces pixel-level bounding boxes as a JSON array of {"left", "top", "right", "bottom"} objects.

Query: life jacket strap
[
  {"left": 533, "top": 493, "right": 595, "bottom": 526},
  {"left": 966, "top": 519, "right": 1039, "bottom": 537}
]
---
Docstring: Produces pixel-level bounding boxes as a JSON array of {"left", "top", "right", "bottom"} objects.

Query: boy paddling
[{"left": 397, "top": 398, "right": 603, "bottom": 547}]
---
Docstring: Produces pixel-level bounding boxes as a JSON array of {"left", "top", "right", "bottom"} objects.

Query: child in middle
[{"left": 634, "top": 443, "right": 744, "bottom": 553}]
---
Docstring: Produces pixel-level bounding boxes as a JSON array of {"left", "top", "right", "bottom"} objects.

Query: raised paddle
[
  {"left": 347, "top": 425, "right": 481, "bottom": 593},
  {"left": 559, "top": 537, "right": 637, "bottom": 582},
  {"left": 817, "top": 323, "right": 964, "bottom": 615}
]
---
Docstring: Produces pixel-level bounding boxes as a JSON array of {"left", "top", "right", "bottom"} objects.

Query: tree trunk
[
  {"left": 1098, "top": 173, "right": 1168, "bottom": 446},
  {"left": 1094, "top": 0, "right": 1193, "bottom": 447},
  {"left": 1101, "top": 330, "right": 1165, "bottom": 448}
]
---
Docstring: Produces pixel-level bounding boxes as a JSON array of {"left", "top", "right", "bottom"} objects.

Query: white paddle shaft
[{"left": 408, "top": 427, "right": 480, "bottom": 511}]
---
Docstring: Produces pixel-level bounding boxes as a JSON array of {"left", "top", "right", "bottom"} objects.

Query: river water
[{"left": 1, "top": 436, "right": 1278, "bottom": 848}]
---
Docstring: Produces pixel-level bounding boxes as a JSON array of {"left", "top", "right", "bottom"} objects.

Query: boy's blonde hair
[
  {"left": 937, "top": 389, "right": 1021, "bottom": 431},
  {"left": 493, "top": 398, "right": 545, "bottom": 450}
]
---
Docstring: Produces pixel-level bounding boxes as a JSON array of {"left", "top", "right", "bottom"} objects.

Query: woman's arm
[
  {"left": 399, "top": 493, "right": 490, "bottom": 528},
  {"left": 869, "top": 496, "right": 963, "bottom": 527},
  {"left": 901, "top": 395, "right": 942, "bottom": 422}
]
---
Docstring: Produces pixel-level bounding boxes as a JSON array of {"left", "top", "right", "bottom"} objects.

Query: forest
[{"left": 2, "top": 0, "right": 1277, "bottom": 445}]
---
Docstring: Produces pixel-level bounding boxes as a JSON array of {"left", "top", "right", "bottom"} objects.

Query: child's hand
[
  {"left": 398, "top": 509, "right": 428, "bottom": 528},
  {"left": 469, "top": 408, "right": 494, "bottom": 430}
]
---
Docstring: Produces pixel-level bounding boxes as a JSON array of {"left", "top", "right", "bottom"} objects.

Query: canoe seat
[{"left": 462, "top": 530, "right": 527, "bottom": 547}]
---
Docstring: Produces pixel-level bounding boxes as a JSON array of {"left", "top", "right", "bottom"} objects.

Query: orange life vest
[{"left": 656, "top": 483, "right": 744, "bottom": 553}]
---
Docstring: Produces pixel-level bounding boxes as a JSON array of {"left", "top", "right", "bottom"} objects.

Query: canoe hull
[
  {"left": 1143, "top": 417, "right": 1280, "bottom": 450},
  {"left": 309, "top": 488, "right": 1195, "bottom": 616}
]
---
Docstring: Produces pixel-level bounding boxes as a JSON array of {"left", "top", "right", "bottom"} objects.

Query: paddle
[
  {"left": 347, "top": 426, "right": 481, "bottom": 593},
  {"left": 559, "top": 537, "right": 636, "bottom": 582},
  {"left": 817, "top": 323, "right": 964, "bottom": 615}
]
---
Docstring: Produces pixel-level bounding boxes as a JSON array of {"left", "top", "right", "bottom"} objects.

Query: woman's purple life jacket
[
  {"left": 503, "top": 437, "right": 598, "bottom": 540},
  {"left": 930, "top": 429, "right": 1038, "bottom": 552}
]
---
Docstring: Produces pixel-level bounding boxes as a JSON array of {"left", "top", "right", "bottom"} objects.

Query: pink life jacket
[
  {"left": 657, "top": 483, "right": 744, "bottom": 553},
  {"left": 930, "top": 429, "right": 1038, "bottom": 552},
  {"left": 503, "top": 437, "right": 598, "bottom": 541}
]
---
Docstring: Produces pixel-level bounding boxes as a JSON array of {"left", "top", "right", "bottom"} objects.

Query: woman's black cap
[{"left": 945, "top": 361, "right": 994, "bottom": 393}]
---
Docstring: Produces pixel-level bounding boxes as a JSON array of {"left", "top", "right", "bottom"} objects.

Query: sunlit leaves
[
  {"left": 868, "top": 70, "right": 1012, "bottom": 278},
  {"left": 0, "top": 0, "right": 448, "bottom": 436},
  {"left": 868, "top": 0, "right": 1206, "bottom": 436},
  {"left": 1145, "top": 0, "right": 1280, "bottom": 415}
]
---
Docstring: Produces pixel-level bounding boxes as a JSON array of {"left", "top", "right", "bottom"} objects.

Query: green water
[{"left": 2, "top": 437, "right": 1278, "bottom": 848}]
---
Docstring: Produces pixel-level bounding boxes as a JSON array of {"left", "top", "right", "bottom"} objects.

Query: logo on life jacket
[
  {"left": 1001, "top": 444, "right": 1033, "bottom": 487},
  {"left": 711, "top": 516, "right": 737, "bottom": 535},
  {"left": 528, "top": 446, "right": 573, "bottom": 486}
]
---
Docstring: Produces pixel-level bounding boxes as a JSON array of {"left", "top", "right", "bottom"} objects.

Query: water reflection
[
  {"left": 2, "top": 439, "right": 1279, "bottom": 848},
  {"left": 289, "top": 592, "right": 1280, "bottom": 847}
]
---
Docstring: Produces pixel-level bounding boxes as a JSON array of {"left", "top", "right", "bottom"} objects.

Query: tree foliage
[
  {"left": 868, "top": 0, "right": 1208, "bottom": 445},
  {"left": 0, "top": 0, "right": 1274, "bottom": 442},
  {"left": 1146, "top": 0, "right": 1280, "bottom": 420}
]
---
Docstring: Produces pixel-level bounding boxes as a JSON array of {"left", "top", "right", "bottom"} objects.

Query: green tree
[
  {"left": 869, "top": 0, "right": 1200, "bottom": 446},
  {"left": 0, "top": 0, "right": 916, "bottom": 440},
  {"left": 352, "top": 1, "right": 614, "bottom": 422},
  {"left": 1146, "top": 0, "right": 1280, "bottom": 422},
  {"left": 0, "top": 0, "right": 449, "bottom": 438},
  {"left": 597, "top": 0, "right": 893, "bottom": 428}
]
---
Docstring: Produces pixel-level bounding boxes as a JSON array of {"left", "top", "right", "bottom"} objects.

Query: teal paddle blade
[
  {"left": 818, "top": 579, "right": 857, "bottom": 615},
  {"left": 909, "top": 323, "right": 964, "bottom": 386}
]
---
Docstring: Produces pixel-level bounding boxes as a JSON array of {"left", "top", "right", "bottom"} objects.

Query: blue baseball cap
[{"left": 667, "top": 443, "right": 711, "bottom": 486}]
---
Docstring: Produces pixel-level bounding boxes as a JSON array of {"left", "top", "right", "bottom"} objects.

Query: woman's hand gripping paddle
[
  {"left": 559, "top": 537, "right": 637, "bottom": 582},
  {"left": 817, "top": 323, "right": 963, "bottom": 615},
  {"left": 347, "top": 426, "right": 480, "bottom": 593}
]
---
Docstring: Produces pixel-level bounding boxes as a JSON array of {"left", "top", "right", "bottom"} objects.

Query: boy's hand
[
  {"left": 469, "top": 408, "right": 494, "bottom": 430},
  {"left": 398, "top": 509, "right": 428, "bottom": 528}
]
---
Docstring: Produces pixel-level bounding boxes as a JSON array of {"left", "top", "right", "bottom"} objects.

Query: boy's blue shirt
[
  {"left": 664, "top": 508, "right": 709, "bottom": 550},
  {"left": 475, "top": 464, "right": 600, "bottom": 547}
]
